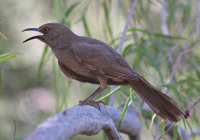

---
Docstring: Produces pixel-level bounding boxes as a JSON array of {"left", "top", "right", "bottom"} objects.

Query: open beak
[{"left": 22, "top": 28, "right": 42, "bottom": 43}]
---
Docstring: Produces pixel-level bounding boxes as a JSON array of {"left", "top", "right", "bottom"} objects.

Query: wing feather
[{"left": 73, "top": 43, "right": 138, "bottom": 81}]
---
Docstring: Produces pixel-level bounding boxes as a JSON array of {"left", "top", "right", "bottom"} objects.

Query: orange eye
[{"left": 44, "top": 28, "right": 48, "bottom": 32}]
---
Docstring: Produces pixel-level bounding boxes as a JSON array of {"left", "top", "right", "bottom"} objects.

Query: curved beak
[{"left": 22, "top": 28, "right": 42, "bottom": 43}]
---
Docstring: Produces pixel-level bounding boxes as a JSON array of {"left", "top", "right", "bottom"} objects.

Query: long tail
[{"left": 128, "top": 75, "right": 184, "bottom": 122}]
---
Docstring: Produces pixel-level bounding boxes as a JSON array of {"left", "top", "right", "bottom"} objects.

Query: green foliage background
[{"left": 0, "top": 0, "right": 200, "bottom": 140}]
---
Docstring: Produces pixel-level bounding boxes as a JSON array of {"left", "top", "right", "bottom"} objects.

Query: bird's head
[{"left": 22, "top": 23, "right": 74, "bottom": 48}]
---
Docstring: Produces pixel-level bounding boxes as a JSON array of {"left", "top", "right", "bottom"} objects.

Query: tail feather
[{"left": 129, "top": 76, "right": 184, "bottom": 122}]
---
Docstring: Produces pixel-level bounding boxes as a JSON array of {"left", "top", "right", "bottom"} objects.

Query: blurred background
[{"left": 0, "top": 0, "right": 200, "bottom": 140}]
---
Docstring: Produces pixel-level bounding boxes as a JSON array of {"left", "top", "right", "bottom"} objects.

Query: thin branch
[
  {"left": 184, "top": 97, "right": 200, "bottom": 117},
  {"left": 167, "top": 43, "right": 200, "bottom": 85},
  {"left": 24, "top": 105, "right": 141, "bottom": 140},
  {"left": 118, "top": 0, "right": 138, "bottom": 53},
  {"left": 14, "top": 120, "right": 16, "bottom": 140},
  {"left": 166, "top": 11, "right": 200, "bottom": 86},
  {"left": 167, "top": 6, "right": 200, "bottom": 54},
  {"left": 165, "top": 9, "right": 200, "bottom": 83},
  {"left": 161, "top": 0, "right": 169, "bottom": 36},
  {"left": 181, "top": 93, "right": 200, "bottom": 115},
  {"left": 110, "top": 0, "right": 138, "bottom": 106}
]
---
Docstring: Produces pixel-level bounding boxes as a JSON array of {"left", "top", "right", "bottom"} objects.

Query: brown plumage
[{"left": 22, "top": 23, "right": 184, "bottom": 122}]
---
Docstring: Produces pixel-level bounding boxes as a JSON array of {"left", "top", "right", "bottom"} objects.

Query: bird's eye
[{"left": 44, "top": 28, "right": 48, "bottom": 32}]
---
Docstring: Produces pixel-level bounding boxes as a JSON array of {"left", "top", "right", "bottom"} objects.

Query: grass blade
[
  {"left": 38, "top": 45, "right": 49, "bottom": 78},
  {"left": 133, "top": 39, "right": 143, "bottom": 71},
  {"left": 82, "top": 15, "right": 92, "bottom": 37},
  {"left": 96, "top": 86, "right": 122, "bottom": 102},
  {"left": 0, "top": 68, "right": 2, "bottom": 91},
  {"left": 142, "top": 50, "right": 164, "bottom": 84},
  {"left": 128, "top": 29, "right": 187, "bottom": 40},
  {"left": 182, "top": 117, "right": 187, "bottom": 132},
  {"left": 117, "top": 91, "right": 135, "bottom": 131},
  {"left": 149, "top": 113, "right": 156, "bottom": 131},
  {"left": 0, "top": 52, "right": 20, "bottom": 63},
  {"left": 0, "top": 52, "right": 20, "bottom": 58},
  {"left": 160, "top": 120, "right": 166, "bottom": 140},
  {"left": 173, "top": 122, "right": 178, "bottom": 140},
  {"left": 186, "top": 120, "right": 195, "bottom": 140},
  {"left": 65, "top": 2, "right": 79, "bottom": 17},
  {"left": 103, "top": 0, "right": 113, "bottom": 40},
  {"left": 0, "top": 55, "right": 16, "bottom": 62},
  {"left": 175, "top": 122, "right": 183, "bottom": 140}
]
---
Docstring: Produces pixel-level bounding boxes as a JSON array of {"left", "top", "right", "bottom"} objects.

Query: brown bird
[{"left": 22, "top": 23, "right": 184, "bottom": 122}]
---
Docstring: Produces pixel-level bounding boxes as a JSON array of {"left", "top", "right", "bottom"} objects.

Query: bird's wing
[{"left": 73, "top": 43, "right": 138, "bottom": 81}]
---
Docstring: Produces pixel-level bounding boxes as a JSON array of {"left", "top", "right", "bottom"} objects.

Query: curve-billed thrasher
[{"left": 22, "top": 23, "right": 184, "bottom": 122}]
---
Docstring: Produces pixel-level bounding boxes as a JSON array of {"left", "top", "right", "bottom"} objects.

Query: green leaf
[
  {"left": 142, "top": 109, "right": 158, "bottom": 123},
  {"left": 175, "top": 122, "right": 183, "bottom": 140},
  {"left": 142, "top": 50, "right": 164, "bottom": 84},
  {"left": 160, "top": 120, "right": 166, "bottom": 140},
  {"left": 153, "top": 33, "right": 187, "bottom": 40},
  {"left": 186, "top": 120, "right": 195, "bottom": 140},
  {"left": 0, "top": 52, "right": 19, "bottom": 58},
  {"left": 0, "top": 52, "right": 20, "bottom": 63},
  {"left": 103, "top": 0, "right": 113, "bottom": 40},
  {"left": 128, "top": 29, "right": 187, "bottom": 40},
  {"left": 122, "top": 44, "right": 134, "bottom": 57},
  {"left": 161, "top": 84, "right": 183, "bottom": 109},
  {"left": 96, "top": 86, "right": 122, "bottom": 102},
  {"left": 149, "top": 113, "right": 156, "bottom": 131},
  {"left": 0, "top": 68, "right": 2, "bottom": 91},
  {"left": 182, "top": 117, "right": 187, "bottom": 132},
  {"left": 117, "top": 91, "right": 136, "bottom": 131},
  {"left": 82, "top": 15, "right": 92, "bottom": 37},
  {"left": 174, "top": 123, "right": 178, "bottom": 140},
  {"left": 128, "top": 29, "right": 147, "bottom": 33},
  {"left": 58, "top": 0, "right": 66, "bottom": 24},
  {"left": 133, "top": 40, "right": 143, "bottom": 71},
  {"left": 38, "top": 45, "right": 49, "bottom": 78},
  {"left": 0, "top": 55, "right": 16, "bottom": 62},
  {"left": 65, "top": 2, "right": 79, "bottom": 17}
]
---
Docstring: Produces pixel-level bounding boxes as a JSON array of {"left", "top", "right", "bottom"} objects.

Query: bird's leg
[
  {"left": 79, "top": 87, "right": 106, "bottom": 110},
  {"left": 79, "top": 76, "right": 107, "bottom": 110}
]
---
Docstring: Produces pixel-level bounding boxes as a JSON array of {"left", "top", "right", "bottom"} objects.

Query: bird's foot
[{"left": 79, "top": 100, "right": 105, "bottom": 110}]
